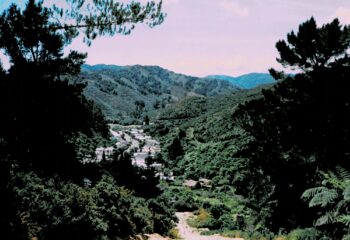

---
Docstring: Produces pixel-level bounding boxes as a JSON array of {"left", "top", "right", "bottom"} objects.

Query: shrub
[
  {"left": 286, "top": 228, "right": 320, "bottom": 240},
  {"left": 188, "top": 208, "right": 211, "bottom": 228},
  {"left": 10, "top": 172, "right": 160, "bottom": 239},
  {"left": 169, "top": 228, "right": 181, "bottom": 239}
]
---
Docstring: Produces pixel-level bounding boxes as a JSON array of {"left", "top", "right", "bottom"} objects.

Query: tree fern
[
  {"left": 302, "top": 186, "right": 329, "bottom": 199},
  {"left": 336, "top": 166, "right": 350, "bottom": 181},
  {"left": 343, "top": 182, "right": 350, "bottom": 201},
  {"left": 343, "top": 234, "right": 350, "bottom": 240},
  {"left": 338, "top": 215, "right": 350, "bottom": 227},
  {"left": 302, "top": 167, "right": 350, "bottom": 238},
  {"left": 309, "top": 189, "right": 338, "bottom": 207},
  {"left": 315, "top": 210, "right": 336, "bottom": 226}
]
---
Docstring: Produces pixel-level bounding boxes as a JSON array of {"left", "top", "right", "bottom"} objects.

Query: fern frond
[
  {"left": 338, "top": 215, "right": 350, "bottom": 227},
  {"left": 302, "top": 187, "right": 328, "bottom": 199},
  {"left": 315, "top": 211, "right": 336, "bottom": 226},
  {"left": 309, "top": 189, "right": 338, "bottom": 207},
  {"left": 342, "top": 234, "right": 350, "bottom": 240},
  {"left": 336, "top": 166, "right": 350, "bottom": 180},
  {"left": 335, "top": 199, "right": 348, "bottom": 212},
  {"left": 344, "top": 182, "right": 350, "bottom": 201},
  {"left": 326, "top": 171, "right": 344, "bottom": 189}
]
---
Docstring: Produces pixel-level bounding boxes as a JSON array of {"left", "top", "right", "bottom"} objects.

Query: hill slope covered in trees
[
  {"left": 75, "top": 64, "right": 239, "bottom": 122},
  {"left": 207, "top": 73, "right": 275, "bottom": 89}
]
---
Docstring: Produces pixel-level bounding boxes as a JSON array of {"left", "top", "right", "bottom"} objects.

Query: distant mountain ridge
[
  {"left": 82, "top": 65, "right": 276, "bottom": 90},
  {"left": 74, "top": 64, "right": 239, "bottom": 122},
  {"left": 82, "top": 64, "right": 123, "bottom": 71},
  {"left": 207, "top": 73, "right": 275, "bottom": 89}
]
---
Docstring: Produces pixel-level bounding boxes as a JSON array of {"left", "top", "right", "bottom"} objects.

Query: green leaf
[
  {"left": 343, "top": 182, "right": 350, "bottom": 201},
  {"left": 338, "top": 215, "right": 350, "bottom": 227},
  {"left": 315, "top": 211, "right": 336, "bottom": 226},
  {"left": 302, "top": 187, "right": 328, "bottom": 199},
  {"left": 309, "top": 189, "right": 338, "bottom": 207}
]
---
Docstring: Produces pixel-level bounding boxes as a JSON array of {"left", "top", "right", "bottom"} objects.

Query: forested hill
[
  {"left": 156, "top": 84, "right": 271, "bottom": 122},
  {"left": 74, "top": 64, "right": 239, "bottom": 122},
  {"left": 146, "top": 84, "right": 273, "bottom": 177},
  {"left": 207, "top": 73, "right": 275, "bottom": 89}
]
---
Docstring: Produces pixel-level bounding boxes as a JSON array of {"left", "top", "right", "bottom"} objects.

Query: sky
[{"left": 1, "top": 0, "right": 350, "bottom": 76}]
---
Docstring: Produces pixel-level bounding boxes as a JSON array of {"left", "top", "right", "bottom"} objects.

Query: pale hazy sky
[{"left": 1, "top": 0, "right": 350, "bottom": 76}]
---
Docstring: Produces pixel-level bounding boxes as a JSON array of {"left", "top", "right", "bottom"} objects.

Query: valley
[
  {"left": 76, "top": 66, "right": 284, "bottom": 239},
  {"left": 2, "top": 1, "right": 349, "bottom": 240},
  {"left": 73, "top": 64, "right": 239, "bottom": 123},
  {"left": 72, "top": 64, "right": 274, "bottom": 123}
]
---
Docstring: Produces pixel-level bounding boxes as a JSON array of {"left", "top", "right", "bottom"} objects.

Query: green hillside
[
  {"left": 73, "top": 65, "right": 239, "bottom": 123},
  {"left": 146, "top": 84, "right": 271, "bottom": 178},
  {"left": 81, "top": 64, "right": 123, "bottom": 71},
  {"left": 207, "top": 73, "right": 275, "bottom": 89}
]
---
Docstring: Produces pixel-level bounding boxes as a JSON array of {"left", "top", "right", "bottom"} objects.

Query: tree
[
  {"left": 134, "top": 100, "right": 146, "bottom": 119},
  {"left": 10, "top": 172, "right": 156, "bottom": 239},
  {"left": 0, "top": 0, "right": 164, "bottom": 74},
  {"left": 0, "top": 0, "right": 165, "bottom": 237},
  {"left": 302, "top": 167, "right": 350, "bottom": 239},
  {"left": 144, "top": 115, "right": 150, "bottom": 125},
  {"left": 49, "top": 0, "right": 165, "bottom": 46},
  {"left": 0, "top": 0, "right": 86, "bottom": 76},
  {"left": 148, "top": 195, "right": 177, "bottom": 234},
  {"left": 231, "top": 18, "right": 350, "bottom": 232},
  {"left": 274, "top": 17, "right": 350, "bottom": 72},
  {"left": 167, "top": 137, "right": 183, "bottom": 162},
  {"left": 0, "top": 0, "right": 165, "bottom": 174}
]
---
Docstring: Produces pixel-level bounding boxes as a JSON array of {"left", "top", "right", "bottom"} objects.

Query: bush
[
  {"left": 188, "top": 208, "right": 211, "bottom": 228},
  {"left": 10, "top": 172, "right": 166, "bottom": 239},
  {"left": 169, "top": 228, "right": 181, "bottom": 239},
  {"left": 221, "top": 230, "right": 250, "bottom": 239},
  {"left": 163, "top": 188, "right": 199, "bottom": 211},
  {"left": 148, "top": 195, "right": 177, "bottom": 235},
  {"left": 286, "top": 228, "right": 320, "bottom": 240}
]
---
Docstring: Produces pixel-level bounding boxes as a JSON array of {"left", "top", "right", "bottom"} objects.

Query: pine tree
[
  {"left": 274, "top": 17, "right": 350, "bottom": 72},
  {"left": 232, "top": 17, "right": 350, "bottom": 232}
]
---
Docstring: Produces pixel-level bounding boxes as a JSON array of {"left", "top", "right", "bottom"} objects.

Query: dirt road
[
  {"left": 147, "top": 212, "right": 244, "bottom": 240},
  {"left": 175, "top": 212, "right": 243, "bottom": 240}
]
